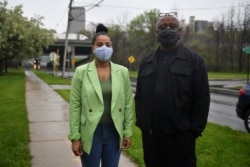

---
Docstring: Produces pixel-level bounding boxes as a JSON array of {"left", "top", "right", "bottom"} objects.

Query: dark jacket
[{"left": 134, "top": 44, "right": 210, "bottom": 137}]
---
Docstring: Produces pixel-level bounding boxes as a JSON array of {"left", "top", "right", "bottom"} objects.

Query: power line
[
  {"left": 86, "top": 3, "right": 248, "bottom": 11},
  {"left": 53, "top": 0, "right": 100, "bottom": 32},
  {"left": 73, "top": 0, "right": 96, "bottom": 7},
  {"left": 54, "top": 7, "right": 68, "bottom": 30},
  {"left": 70, "top": 0, "right": 104, "bottom": 21},
  {"left": 86, "top": 0, "right": 103, "bottom": 12}
]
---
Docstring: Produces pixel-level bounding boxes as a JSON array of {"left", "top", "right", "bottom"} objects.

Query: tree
[
  {"left": 0, "top": 1, "right": 55, "bottom": 75},
  {"left": 235, "top": 4, "right": 250, "bottom": 72},
  {"left": 127, "top": 9, "right": 159, "bottom": 69},
  {"left": 108, "top": 25, "right": 128, "bottom": 66}
]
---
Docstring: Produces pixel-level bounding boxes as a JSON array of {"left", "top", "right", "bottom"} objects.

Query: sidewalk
[{"left": 25, "top": 70, "right": 137, "bottom": 167}]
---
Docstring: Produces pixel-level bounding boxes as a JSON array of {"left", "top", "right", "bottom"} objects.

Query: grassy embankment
[{"left": 0, "top": 69, "right": 31, "bottom": 167}]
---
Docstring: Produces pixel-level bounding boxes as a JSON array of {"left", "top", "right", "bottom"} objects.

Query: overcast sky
[{"left": 6, "top": 0, "right": 249, "bottom": 33}]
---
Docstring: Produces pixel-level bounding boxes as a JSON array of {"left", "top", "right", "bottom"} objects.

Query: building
[
  {"left": 188, "top": 16, "right": 213, "bottom": 33},
  {"left": 69, "top": 6, "right": 86, "bottom": 33},
  {"left": 189, "top": 16, "right": 195, "bottom": 32},
  {"left": 194, "top": 20, "right": 210, "bottom": 33},
  {"left": 43, "top": 33, "right": 92, "bottom": 70}
]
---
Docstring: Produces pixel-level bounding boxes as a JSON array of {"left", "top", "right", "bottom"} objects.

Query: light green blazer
[{"left": 68, "top": 61, "right": 134, "bottom": 154}]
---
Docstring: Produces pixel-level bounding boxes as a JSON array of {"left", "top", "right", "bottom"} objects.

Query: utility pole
[
  {"left": 61, "top": 0, "right": 104, "bottom": 78},
  {"left": 62, "top": 0, "right": 73, "bottom": 78}
]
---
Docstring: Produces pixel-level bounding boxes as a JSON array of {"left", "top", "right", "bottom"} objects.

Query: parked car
[{"left": 236, "top": 84, "right": 250, "bottom": 133}]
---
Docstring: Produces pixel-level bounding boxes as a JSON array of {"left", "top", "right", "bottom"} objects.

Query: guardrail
[{"left": 131, "top": 80, "right": 239, "bottom": 97}]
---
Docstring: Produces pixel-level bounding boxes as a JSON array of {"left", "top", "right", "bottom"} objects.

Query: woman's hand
[
  {"left": 122, "top": 137, "right": 132, "bottom": 149},
  {"left": 71, "top": 140, "right": 83, "bottom": 156}
]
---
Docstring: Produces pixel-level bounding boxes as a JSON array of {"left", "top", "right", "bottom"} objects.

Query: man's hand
[
  {"left": 71, "top": 140, "right": 83, "bottom": 156},
  {"left": 122, "top": 137, "right": 132, "bottom": 149}
]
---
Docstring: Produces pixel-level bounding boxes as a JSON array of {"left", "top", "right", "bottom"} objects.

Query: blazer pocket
[
  {"left": 140, "top": 64, "right": 154, "bottom": 77},
  {"left": 81, "top": 116, "right": 86, "bottom": 126}
]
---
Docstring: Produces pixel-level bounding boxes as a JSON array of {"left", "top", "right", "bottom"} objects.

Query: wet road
[{"left": 209, "top": 93, "right": 246, "bottom": 132}]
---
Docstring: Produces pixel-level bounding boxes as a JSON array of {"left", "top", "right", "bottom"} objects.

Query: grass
[
  {"left": 208, "top": 72, "right": 247, "bottom": 79},
  {"left": 1, "top": 69, "right": 250, "bottom": 167},
  {"left": 195, "top": 123, "right": 250, "bottom": 167},
  {"left": 130, "top": 71, "right": 248, "bottom": 80},
  {"left": 0, "top": 69, "right": 31, "bottom": 167},
  {"left": 33, "top": 70, "right": 71, "bottom": 85}
]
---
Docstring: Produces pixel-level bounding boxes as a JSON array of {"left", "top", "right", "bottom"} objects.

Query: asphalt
[{"left": 25, "top": 70, "right": 138, "bottom": 167}]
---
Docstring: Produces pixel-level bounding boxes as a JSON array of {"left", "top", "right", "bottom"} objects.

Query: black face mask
[{"left": 158, "top": 29, "right": 179, "bottom": 48}]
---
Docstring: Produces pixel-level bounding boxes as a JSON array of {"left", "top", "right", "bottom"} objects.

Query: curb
[{"left": 209, "top": 87, "right": 239, "bottom": 96}]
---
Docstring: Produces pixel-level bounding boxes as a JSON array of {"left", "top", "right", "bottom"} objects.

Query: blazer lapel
[
  {"left": 110, "top": 62, "right": 121, "bottom": 110},
  {"left": 87, "top": 61, "right": 103, "bottom": 104}
]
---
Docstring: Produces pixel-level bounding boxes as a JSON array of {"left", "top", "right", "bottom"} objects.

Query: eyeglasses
[{"left": 158, "top": 12, "right": 178, "bottom": 19}]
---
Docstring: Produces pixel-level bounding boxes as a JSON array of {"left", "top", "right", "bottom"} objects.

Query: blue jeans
[{"left": 80, "top": 124, "right": 121, "bottom": 167}]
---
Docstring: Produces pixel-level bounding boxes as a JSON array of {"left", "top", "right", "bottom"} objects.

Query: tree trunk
[
  {"left": 4, "top": 60, "right": 8, "bottom": 73},
  {"left": 0, "top": 60, "right": 3, "bottom": 76}
]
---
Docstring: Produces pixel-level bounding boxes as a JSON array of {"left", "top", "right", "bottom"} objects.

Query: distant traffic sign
[
  {"left": 243, "top": 46, "right": 250, "bottom": 54},
  {"left": 128, "top": 55, "right": 135, "bottom": 63}
]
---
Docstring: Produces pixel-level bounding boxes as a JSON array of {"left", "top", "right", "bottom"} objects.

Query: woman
[{"left": 68, "top": 24, "right": 134, "bottom": 167}]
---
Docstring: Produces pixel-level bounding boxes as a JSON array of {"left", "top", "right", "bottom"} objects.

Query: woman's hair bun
[{"left": 95, "top": 23, "right": 108, "bottom": 33}]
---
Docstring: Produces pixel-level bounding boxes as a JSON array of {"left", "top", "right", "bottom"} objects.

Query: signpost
[
  {"left": 128, "top": 55, "right": 135, "bottom": 71},
  {"left": 243, "top": 46, "right": 250, "bottom": 54},
  {"left": 243, "top": 45, "right": 250, "bottom": 83}
]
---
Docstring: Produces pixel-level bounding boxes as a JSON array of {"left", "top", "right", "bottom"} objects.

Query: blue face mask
[{"left": 93, "top": 45, "right": 113, "bottom": 62}]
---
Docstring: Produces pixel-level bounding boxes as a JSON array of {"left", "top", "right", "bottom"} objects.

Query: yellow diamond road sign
[{"left": 128, "top": 55, "right": 135, "bottom": 63}]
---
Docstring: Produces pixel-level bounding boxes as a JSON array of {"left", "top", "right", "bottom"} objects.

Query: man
[{"left": 134, "top": 13, "right": 210, "bottom": 167}]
